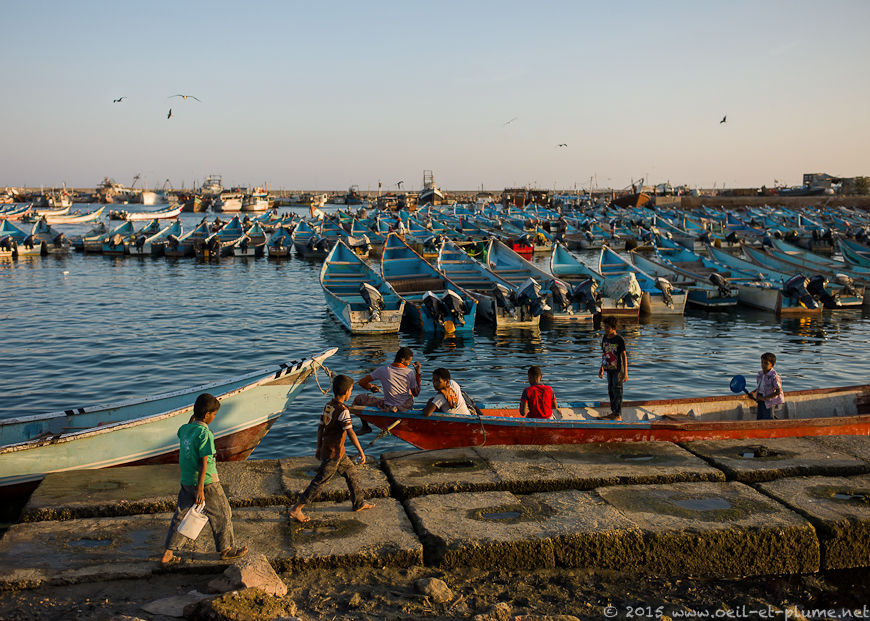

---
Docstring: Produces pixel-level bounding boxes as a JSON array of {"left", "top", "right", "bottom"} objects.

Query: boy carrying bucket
[{"left": 160, "top": 393, "right": 247, "bottom": 566}]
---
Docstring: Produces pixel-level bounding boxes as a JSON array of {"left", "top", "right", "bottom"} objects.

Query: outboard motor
[
  {"left": 725, "top": 231, "right": 739, "bottom": 244},
  {"left": 655, "top": 277, "right": 674, "bottom": 308},
  {"left": 516, "top": 278, "right": 550, "bottom": 316},
  {"left": 109, "top": 233, "right": 124, "bottom": 248},
  {"left": 53, "top": 232, "right": 66, "bottom": 248},
  {"left": 697, "top": 231, "right": 711, "bottom": 244},
  {"left": 238, "top": 236, "right": 250, "bottom": 253},
  {"left": 571, "top": 278, "right": 601, "bottom": 314},
  {"left": 491, "top": 283, "right": 515, "bottom": 312},
  {"left": 708, "top": 272, "right": 731, "bottom": 298},
  {"left": 23, "top": 234, "right": 36, "bottom": 250},
  {"left": 0, "top": 235, "right": 12, "bottom": 251},
  {"left": 807, "top": 274, "right": 839, "bottom": 308},
  {"left": 347, "top": 234, "right": 372, "bottom": 254},
  {"left": 783, "top": 274, "right": 817, "bottom": 308},
  {"left": 306, "top": 235, "right": 329, "bottom": 254},
  {"left": 762, "top": 234, "right": 774, "bottom": 249},
  {"left": 835, "top": 273, "right": 859, "bottom": 297},
  {"left": 422, "top": 290, "right": 450, "bottom": 329},
  {"left": 440, "top": 289, "right": 467, "bottom": 327},
  {"left": 773, "top": 230, "right": 783, "bottom": 239},
  {"left": 547, "top": 279, "right": 573, "bottom": 313},
  {"left": 584, "top": 230, "right": 595, "bottom": 242},
  {"left": 167, "top": 234, "right": 180, "bottom": 250},
  {"left": 785, "top": 230, "right": 800, "bottom": 243},
  {"left": 359, "top": 282, "right": 385, "bottom": 322},
  {"left": 422, "top": 235, "right": 443, "bottom": 252},
  {"left": 823, "top": 228, "right": 835, "bottom": 243},
  {"left": 135, "top": 235, "right": 146, "bottom": 251},
  {"left": 207, "top": 235, "right": 221, "bottom": 254},
  {"left": 517, "top": 233, "right": 534, "bottom": 247}
]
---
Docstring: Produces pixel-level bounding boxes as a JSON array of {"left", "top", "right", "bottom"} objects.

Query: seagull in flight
[
  {"left": 112, "top": 96, "right": 126, "bottom": 103},
  {"left": 503, "top": 117, "right": 518, "bottom": 126},
  {"left": 167, "top": 108, "right": 173, "bottom": 119},
  {"left": 720, "top": 115, "right": 727, "bottom": 124},
  {"left": 397, "top": 181, "right": 404, "bottom": 189},
  {"left": 557, "top": 143, "right": 567, "bottom": 147},
  {"left": 170, "top": 94, "right": 202, "bottom": 102}
]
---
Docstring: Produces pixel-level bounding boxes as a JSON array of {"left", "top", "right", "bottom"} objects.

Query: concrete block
[
  {"left": 279, "top": 456, "right": 391, "bottom": 502},
  {"left": 381, "top": 448, "right": 501, "bottom": 499},
  {"left": 597, "top": 481, "right": 820, "bottom": 576},
  {"left": 404, "top": 489, "right": 642, "bottom": 570},
  {"left": 757, "top": 474, "right": 870, "bottom": 570},
  {"left": 679, "top": 438, "right": 869, "bottom": 482},
  {"left": 807, "top": 435, "right": 870, "bottom": 464},
  {"left": 22, "top": 460, "right": 288, "bottom": 522},
  {"left": 0, "top": 501, "right": 421, "bottom": 589}
]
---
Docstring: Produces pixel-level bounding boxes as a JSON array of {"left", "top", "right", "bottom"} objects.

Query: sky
[{"left": 2, "top": 1, "right": 868, "bottom": 191}]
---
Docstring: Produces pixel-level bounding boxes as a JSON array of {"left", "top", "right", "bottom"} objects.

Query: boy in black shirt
[{"left": 598, "top": 316, "right": 628, "bottom": 420}]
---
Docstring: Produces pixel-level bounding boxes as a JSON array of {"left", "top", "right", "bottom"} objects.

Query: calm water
[{"left": 2, "top": 210, "right": 870, "bottom": 459}]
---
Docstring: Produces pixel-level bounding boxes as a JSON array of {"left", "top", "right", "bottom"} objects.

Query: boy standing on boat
[
  {"left": 353, "top": 347, "right": 422, "bottom": 432},
  {"left": 520, "top": 365, "right": 557, "bottom": 419},
  {"left": 749, "top": 352, "right": 784, "bottom": 420},
  {"left": 290, "top": 374, "right": 374, "bottom": 523},
  {"left": 160, "top": 393, "right": 247, "bottom": 566},
  {"left": 598, "top": 316, "right": 627, "bottom": 420}
]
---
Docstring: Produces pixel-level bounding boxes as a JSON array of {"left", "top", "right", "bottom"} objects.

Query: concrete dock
[{"left": 2, "top": 436, "right": 870, "bottom": 590}]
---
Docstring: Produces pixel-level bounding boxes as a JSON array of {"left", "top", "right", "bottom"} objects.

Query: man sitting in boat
[
  {"left": 749, "top": 352, "right": 785, "bottom": 420},
  {"left": 353, "top": 347, "right": 422, "bottom": 432},
  {"left": 423, "top": 368, "right": 471, "bottom": 416}
]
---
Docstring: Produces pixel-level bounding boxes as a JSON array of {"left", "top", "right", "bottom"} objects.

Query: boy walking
[
  {"left": 161, "top": 393, "right": 247, "bottom": 566},
  {"left": 520, "top": 365, "right": 557, "bottom": 419},
  {"left": 749, "top": 352, "right": 784, "bottom": 420},
  {"left": 598, "top": 316, "right": 628, "bottom": 420},
  {"left": 290, "top": 375, "right": 374, "bottom": 523}
]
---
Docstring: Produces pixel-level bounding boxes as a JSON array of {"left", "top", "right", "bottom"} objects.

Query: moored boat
[
  {"left": 321, "top": 240, "right": 405, "bottom": 333},
  {"left": 0, "top": 348, "right": 337, "bottom": 498},
  {"left": 357, "top": 383, "right": 870, "bottom": 450},
  {"left": 599, "top": 246, "right": 687, "bottom": 315}
]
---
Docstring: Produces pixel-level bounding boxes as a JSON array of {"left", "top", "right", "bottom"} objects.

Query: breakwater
[{"left": 2, "top": 435, "right": 869, "bottom": 589}]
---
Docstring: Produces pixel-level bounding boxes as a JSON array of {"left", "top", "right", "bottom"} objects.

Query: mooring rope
[{"left": 310, "top": 358, "right": 334, "bottom": 395}]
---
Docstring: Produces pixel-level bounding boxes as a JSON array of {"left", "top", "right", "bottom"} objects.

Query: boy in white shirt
[{"left": 423, "top": 368, "right": 471, "bottom": 416}]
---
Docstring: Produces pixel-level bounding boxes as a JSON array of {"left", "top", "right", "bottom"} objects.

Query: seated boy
[
  {"left": 520, "top": 365, "right": 557, "bottom": 419},
  {"left": 423, "top": 368, "right": 471, "bottom": 416}
]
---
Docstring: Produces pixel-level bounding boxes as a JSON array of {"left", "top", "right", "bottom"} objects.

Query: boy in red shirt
[{"left": 520, "top": 366, "right": 557, "bottom": 419}]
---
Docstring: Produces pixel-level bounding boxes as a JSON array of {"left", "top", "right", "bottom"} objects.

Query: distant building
[{"left": 802, "top": 172, "right": 842, "bottom": 192}]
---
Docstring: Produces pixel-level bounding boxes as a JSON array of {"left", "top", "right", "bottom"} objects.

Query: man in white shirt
[{"left": 423, "top": 368, "right": 471, "bottom": 416}]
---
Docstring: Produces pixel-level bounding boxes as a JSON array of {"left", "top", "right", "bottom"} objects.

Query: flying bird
[
  {"left": 397, "top": 181, "right": 404, "bottom": 189},
  {"left": 557, "top": 143, "right": 567, "bottom": 147},
  {"left": 167, "top": 108, "right": 173, "bottom": 119},
  {"left": 720, "top": 115, "right": 727, "bottom": 124},
  {"left": 170, "top": 94, "right": 202, "bottom": 102},
  {"left": 503, "top": 117, "right": 518, "bottom": 126},
  {"left": 112, "top": 96, "right": 126, "bottom": 103}
]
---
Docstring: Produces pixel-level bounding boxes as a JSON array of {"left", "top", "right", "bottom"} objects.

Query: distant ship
[{"left": 419, "top": 170, "right": 444, "bottom": 206}]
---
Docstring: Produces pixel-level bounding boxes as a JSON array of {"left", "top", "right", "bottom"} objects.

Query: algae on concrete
[
  {"left": 758, "top": 474, "right": 870, "bottom": 570},
  {"left": 597, "top": 481, "right": 820, "bottom": 576},
  {"left": 678, "top": 438, "right": 869, "bottom": 483},
  {"left": 807, "top": 435, "right": 870, "bottom": 465},
  {"left": 381, "top": 448, "right": 501, "bottom": 499}
]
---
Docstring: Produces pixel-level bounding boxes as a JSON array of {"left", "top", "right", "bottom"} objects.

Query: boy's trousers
[
  {"left": 298, "top": 455, "right": 365, "bottom": 509},
  {"left": 606, "top": 370, "right": 623, "bottom": 415},
  {"left": 164, "top": 481, "right": 235, "bottom": 552}
]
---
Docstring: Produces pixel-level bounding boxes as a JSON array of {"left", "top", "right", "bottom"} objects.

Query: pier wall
[{"left": 680, "top": 196, "right": 870, "bottom": 210}]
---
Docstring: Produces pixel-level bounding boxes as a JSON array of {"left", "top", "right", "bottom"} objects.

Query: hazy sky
[{"left": 2, "top": 1, "right": 868, "bottom": 191}]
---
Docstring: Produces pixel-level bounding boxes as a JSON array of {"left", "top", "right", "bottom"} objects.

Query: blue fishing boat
[
  {"left": 266, "top": 225, "right": 295, "bottom": 258},
  {"left": 839, "top": 238, "right": 870, "bottom": 268},
  {"left": 320, "top": 240, "right": 404, "bottom": 333},
  {"left": 381, "top": 233, "right": 477, "bottom": 334},
  {"left": 438, "top": 240, "right": 548, "bottom": 327},
  {"left": 550, "top": 242, "right": 641, "bottom": 317},
  {"left": 127, "top": 219, "right": 182, "bottom": 257},
  {"left": 165, "top": 221, "right": 210, "bottom": 258},
  {"left": 292, "top": 220, "right": 331, "bottom": 259},
  {"left": 100, "top": 220, "right": 138, "bottom": 255},
  {"left": 0, "top": 348, "right": 337, "bottom": 498},
  {"left": 0, "top": 219, "right": 45, "bottom": 256},
  {"left": 197, "top": 216, "right": 247, "bottom": 259},
  {"left": 487, "top": 239, "right": 595, "bottom": 321},
  {"left": 598, "top": 246, "right": 687, "bottom": 315},
  {"left": 630, "top": 248, "right": 738, "bottom": 309},
  {"left": 30, "top": 219, "right": 71, "bottom": 254}
]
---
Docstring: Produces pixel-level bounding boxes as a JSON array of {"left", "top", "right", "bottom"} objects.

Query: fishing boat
[
  {"left": 127, "top": 219, "right": 183, "bottom": 257},
  {"left": 292, "top": 220, "right": 331, "bottom": 259},
  {"left": 196, "top": 216, "right": 248, "bottom": 259},
  {"left": 550, "top": 243, "right": 641, "bottom": 318},
  {"left": 0, "top": 348, "right": 337, "bottom": 498},
  {"left": 839, "top": 238, "right": 870, "bottom": 269},
  {"left": 101, "top": 220, "right": 139, "bottom": 255},
  {"left": 599, "top": 246, "right": 687, "bottom": 315},
  {"left": 0, "top": 220, "right": 46, "bottom": 256},
  {"left": 40, "top": 206, "right": 105, "bottom": 225},
  {"left": 438, "top": 240, "right": 549, "bottom": 327},
  {"left": 356, "top": 382, "right": 870, "bottom": 450},
  {"left": 30, "top": 220, "right": 70, "bottom": 254},
  {"left": 266, "top": 225, "right": 295, "bottom": 258},
  {"left": 165, "top": 221, "right": 211, "bottom": 258},
  {"left": 112, "top": 203, "right": 184, "bottom": 221},
  {"left": 320, "top": 240, "right": 405, "bottom": 333},
  {"left": 488, "top": 239, "right": 595, "bottom": 321},
  {"left": 381, "top": 232, "right": 477, "bottom": 333},
  {"left": 630, "top": 250, "right": 737, "bottom": 310},
  {"left": 241, "top": 187, "right": 270, "bottom": 212},
  {"left": 227, "top": 222, "right": 267, "bottom": 257}
]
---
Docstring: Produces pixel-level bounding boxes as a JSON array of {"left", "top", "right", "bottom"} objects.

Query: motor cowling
[
  {"left": 655, "top": 277, "right": 674, "bottom": 308},
  {"left": 53, "top": 232, "right": 66, "bottom": 247},
  {"left": 725, "top": 231, "right": 739, "bottom": 244},
  {"left": 807, "top": 274, "right": 839, "bottom": 308},
  {"left": 359, "top": 282, "right": 385, "bottom": 322},
  {"left": 109, "top": 233, "right": 124, "bottom": 247},
  {"left": 491, "top": 283, "right": 515, "bottom": 312},
  {"left": 547, "top": 278, "right": 572, "bottom": 313},
  {"left": 835, "top": 273, "right": 858, "bottom": 297},
  {"left": 167, "top": 234, "right": 180, "bottom": 249},
  {"left": 422, "top": 290, "right": 447, "bottom": 326},
  {"left": 207, "top": 236, "right": 221, "bottom": 253},
  {"left": 697, "top": 231, "right": 711, "bottom": 243},
  {"left": 708, "top": 272, "right": 731, "bottom": 297},
  {"left": 307, "top": 235, "right": 329, "bottom": 253},
  {"left": 135, "top": 235, "right": 146, "bottom": 250},
  {"left": 571, "top": 278, "right": 601, "bottom": 314},
  {"left": 783, "top": 274, "right": 818, "bottom": 308},
  {"left": 239, "top": 236, "right": 250, "bottom": 253},
  {"left": 441, "top": 289, "right": 467, "bottom": 326},
  {"left": 423, "top": 235, "right": 443, "bottom": 251},
  {"left": 0, "top": 235, "right": 12, "bottom": 251},
  {"left": 516, "top": 278, "right": 550, "bottom": 316}
]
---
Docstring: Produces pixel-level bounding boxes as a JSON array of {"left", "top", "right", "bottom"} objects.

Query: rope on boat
[{"left": 310, "top": 358, "right": 334, "bottom": 395}]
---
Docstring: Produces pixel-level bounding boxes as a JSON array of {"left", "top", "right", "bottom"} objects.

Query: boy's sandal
[{"left": 220, "top": 545, "right": 248, "bottom": 560}]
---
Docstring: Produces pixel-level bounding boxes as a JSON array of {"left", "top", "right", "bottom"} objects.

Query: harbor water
[{"left": 2, "top": 210, "right": 870, "bottom": 459}]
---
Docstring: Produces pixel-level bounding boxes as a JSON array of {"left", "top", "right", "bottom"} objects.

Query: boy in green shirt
[{"left": 161, "top": 393, "right": 247, "bottom": 566}]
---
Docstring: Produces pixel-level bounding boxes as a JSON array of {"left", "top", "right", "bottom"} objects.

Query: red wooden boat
[{"left": 356, "top": 384, "right": 870, "bottom": 449}]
